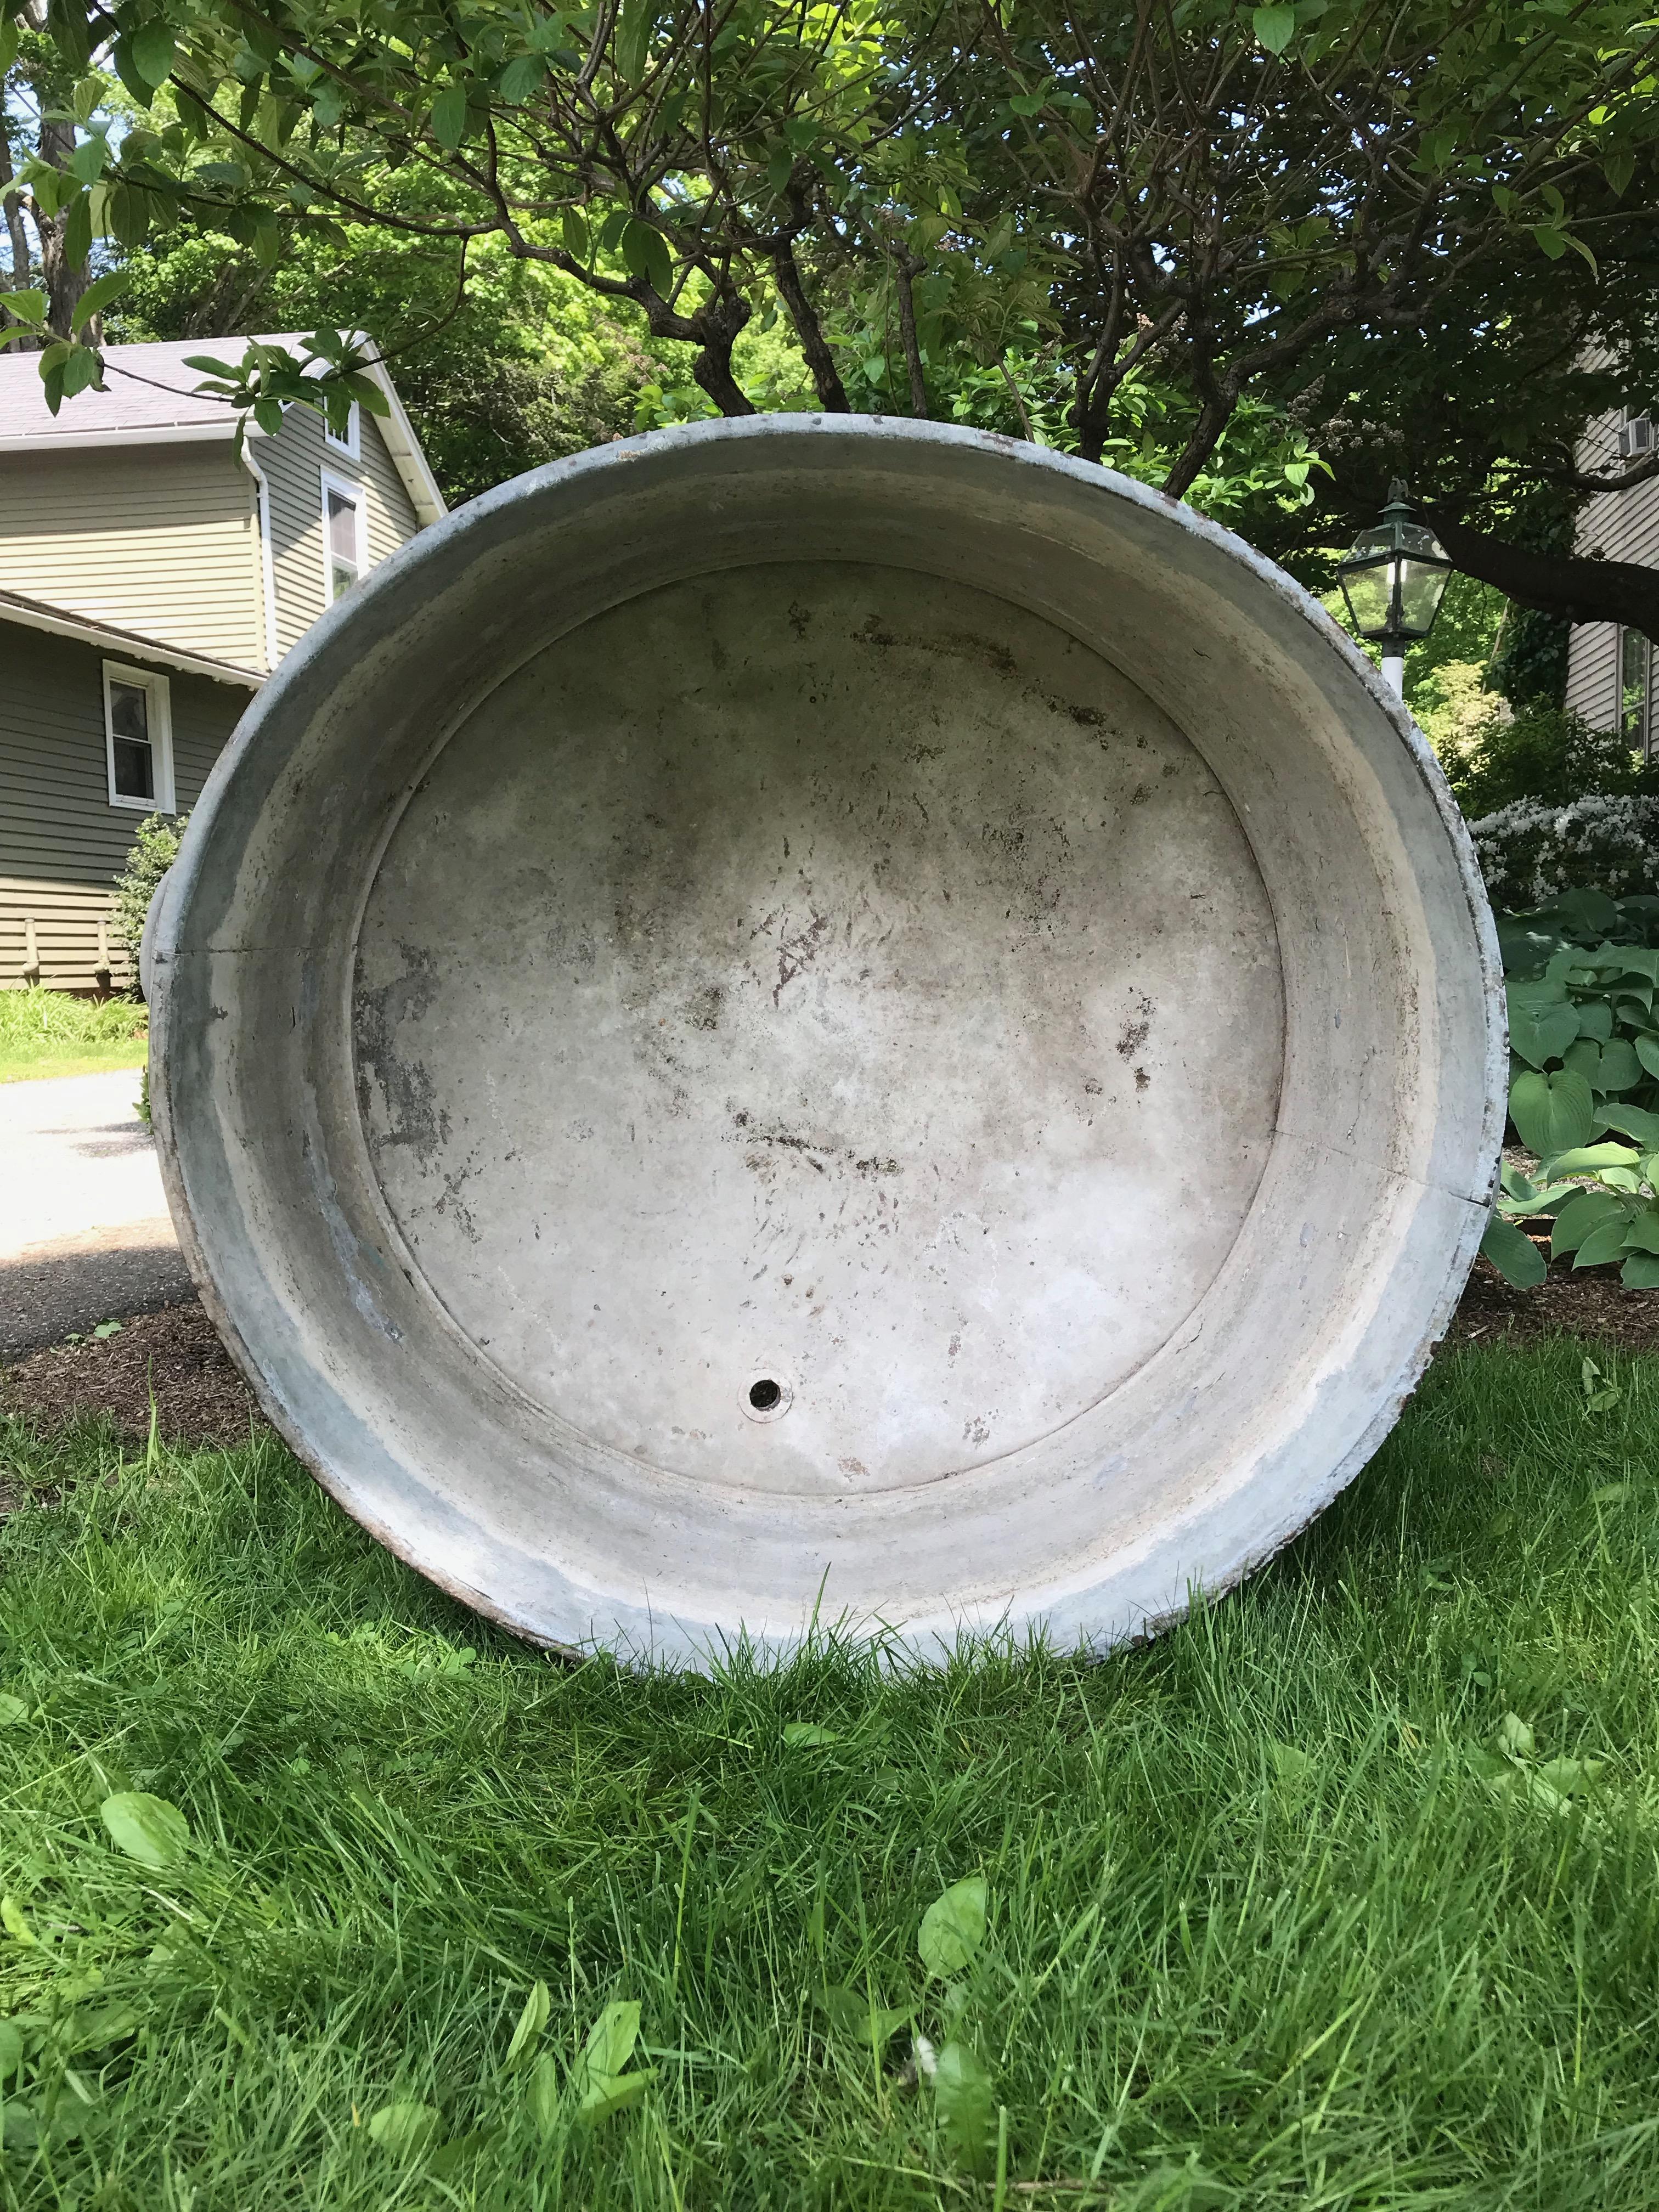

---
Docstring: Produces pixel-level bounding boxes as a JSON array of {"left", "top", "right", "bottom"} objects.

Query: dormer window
[{"left": 325, "top": 400, "right": 361, "bottom": 459}]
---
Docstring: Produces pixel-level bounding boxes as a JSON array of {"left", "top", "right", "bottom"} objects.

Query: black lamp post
[{"left": 1336, "top": 480, "right": 1455, "bottom": 697}]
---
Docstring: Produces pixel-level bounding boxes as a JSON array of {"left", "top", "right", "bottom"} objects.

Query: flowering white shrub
[{"left": 1470, "top": 792, "right": 1659, "bottom": 910}]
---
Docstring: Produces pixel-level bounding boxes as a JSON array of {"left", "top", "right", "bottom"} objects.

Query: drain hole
[{"left": 749, "top": 1378, "right": 782, "bottom": 1412}]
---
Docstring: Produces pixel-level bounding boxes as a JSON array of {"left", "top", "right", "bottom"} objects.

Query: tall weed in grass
[
  {"left": 1, "top": 1342, "right": 1658, "bottom": 2207},
  {"left": 0, "top": 989, "right": 146, "bottom": 1082}
]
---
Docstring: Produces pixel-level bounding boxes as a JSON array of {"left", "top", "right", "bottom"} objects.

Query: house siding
[
  {"left": 1566, "top": 402, "right": 1659, "bottom": 739},
  {"left": 0, "top": 619, "right": 246, "bottom": 989},
  {"left": 259, "top": 400, "right": 421, "bottom": 657},
  {"left": 0, "top": 445, "right": 264, "bottom": 669}
]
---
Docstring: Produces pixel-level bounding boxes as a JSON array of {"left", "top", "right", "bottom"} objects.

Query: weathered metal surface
[{"left": 149, "top": 417, "right": 1506, "bottom": 1664}]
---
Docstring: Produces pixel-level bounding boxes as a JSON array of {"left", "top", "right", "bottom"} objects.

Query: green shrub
[
  {"left": 111, "top": 811, "right": 187, "bottom": 984},
  {"left": 1444, "top": 699, "right": 1654, "bottom": 822},
  {"left": 1482, "top": 892, "right": 1659, "bottom": 1289}
]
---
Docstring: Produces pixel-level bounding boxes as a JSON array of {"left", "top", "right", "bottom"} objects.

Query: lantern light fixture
[{"left": 1336, "top": 479, "right": 1454, "bottom": 696}]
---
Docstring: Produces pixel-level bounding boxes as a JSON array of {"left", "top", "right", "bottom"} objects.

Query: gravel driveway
[{"left": 0, "top": 1069, "right": 193, "bottom": 1361}]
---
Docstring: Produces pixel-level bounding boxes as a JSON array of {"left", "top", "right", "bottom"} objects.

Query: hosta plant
[
  {"left": 1480, "top": 890, "right": 1659, "bottom": 1291},
  {"left": 1483, "top": 1148, "right": 1659, "bottom": 1291}
]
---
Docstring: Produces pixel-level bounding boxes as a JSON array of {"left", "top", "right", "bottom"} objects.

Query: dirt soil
[{"left": 3, "top": 1255, "right": 1658, "bottom": 1453}]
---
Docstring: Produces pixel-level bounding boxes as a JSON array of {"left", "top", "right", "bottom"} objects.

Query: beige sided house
[
  {"left": 1564, "top": 398, "right": 1657, "bottom": 760},
  {"left": 0, "top": 336, "right": 444, "bottom": 990}
]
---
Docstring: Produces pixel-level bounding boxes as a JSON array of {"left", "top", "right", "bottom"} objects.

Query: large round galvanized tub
[{"left": 150, "top": 418, "right": 1504, "bottom": 1663}]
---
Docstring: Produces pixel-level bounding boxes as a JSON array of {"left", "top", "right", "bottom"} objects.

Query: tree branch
[{"left": 1425, "top": 505, "right": 1659, "bottom": 647}]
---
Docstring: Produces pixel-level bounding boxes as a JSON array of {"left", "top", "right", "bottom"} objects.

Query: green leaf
[
  {"left": 1565, "top": 1037, "right": 1643, "bottom": 1093},
  {"left": 1497, "top": 1712, "right": 1534, "bottom": 1758},
  {"left": 1596, "top": 1101, "right": 1659, "bottom": 1149},
  {"left": 782, "top": 1721, "right": 839, "bottom": 1747},
  {"left": 817, "top": 1985, "right": 910, "bottom": 2045},
  {"left": 1509, "top": 1068, "right": 1594, "bottom": 1158},
  {"left": 1621, "top": 1251, "right": 1659, "bottom": 1288},
  {"left": 918, "top": 1875, "right": 987, "bottom": 1978},
  {"left": 426, "top": 2130, "right": 493, "bottom": 2177},
  {"left": 505, "top": 1980, "right": 550, "bottom": 2066},
  {"left": 528, "top": 2048, "right": 562, "bottom": 2136},
  {"left": 620, "top": 218, "right": 672, "bottom": 297},
  {"left": 1622, "top": 1206, "right": 1659, "bottom": 1255},
  {"left": 1268, "top": 1739, "right": 1317, "bottom": 1800},
  {"left": 934, "top": 2040, "right": 997, "bottom": 2174},
  {"left": 100, "top": 1791, "right": 189, "bottom": 1870},
  {"left": 497, "top": 52, "right": 548, "bottom": 101},
  {"left": 1573, "top": 1217, "right": 1633, "bottom": 1269},
  {"left": 1597, "top": 1037, "right": 1643, "bottom": 1092},
  {"left": 1551, "top": 1188, "right": 1624, "bottom": 1257},
  {"left": 577, "top": 2000, "right": 655, "bottom": 2121},
  {"left": 367, "top": 2101, "right": 441, "bottom": 2156},
  {"left": 614, "top": 0, "right": 654, "bottom": 83},
  {"left": 0, "top": 1695, "right": 29, "bottom": 1727},
  {"left": 1532, "top": 224, "right": 1568, "bottom": 260},
  {"left": 69, "top": 136, "right": 108, "bottom": 187},
  {"left": 1505, "top": 985, "right": 1578, "bottom": 1068},
  {"left": 0, "top": 2022, "right": 22, "bottom": 2079},
  {"left": 1, "top": 289, "right": 47, "bottom": 329},
  {"left": 59, "top": 344, "right": 98, "bottom": 400},
  {"left": 71, "top": 270, "right": 127, "bottom": 334},
  {"left": 1, "top": 1896, "right": 36, "bottom": 1945},
  {"left": 1635, "top": 1034, "right": 1659, "bottom": 1080},
  {"left": 1544, "top": 1142, "right": 1640, "bottom": 1177},
  {"left": 1497, "top": 1179, "right": 1579, "bottom": 1216},
  {"left": 582, "top": 1999, "right": 640, "bottom": 2079},
  {"left": 1533, "top": 1755, "right": 1603, "bottom": 1804},
  {"left": 431, "top": 83, "right": 469, "bottom": 149},
  {"left": 131, "top": 20, "right": 178, "bottom": 88},
  {"left": 562, "top": 207, "right": 590, "bottom": 260},
  {"left": 1480, "top": 1212, "right": 1545, "bottom": 1288},
  {"left": 1252, "top": 4, "right": 1295, "bottom": 52}
]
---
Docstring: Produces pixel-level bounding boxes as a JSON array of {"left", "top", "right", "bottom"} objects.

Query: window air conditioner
[{"left": 1617, "top": 413, "right": 1655, "bottom": 460}]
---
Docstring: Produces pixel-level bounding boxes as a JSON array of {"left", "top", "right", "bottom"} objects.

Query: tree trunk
[
  {"left": 35, "top": 118, "right": 88, "bottom": 340},
  {"left": 771, "top": 239, "right": 849, "bottom": 412},
  {"left": 0, "top": 119, "right": 38, "bottom": 344},
  {"left": 1425, "top": 506, "right": 1659, "bottom": 651},
  {"left": 1161, "top": 395, "right": 1234, "bottom": 501},
  {"left": 894, "top": 253, "right": 928, "bottom": 419},
  {"left": 684, "top": 293, "right": 754, "bottom": 418}
]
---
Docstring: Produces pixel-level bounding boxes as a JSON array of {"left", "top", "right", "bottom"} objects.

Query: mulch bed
[
  {"left": 1444, "top": 1250, "right": 1659, "bottom": 1353},
  {"left": 0, "top": 1302, "right": 266, "bottom": 1449},
  {"left": 2, "top": 1254, "right": 1657, "bottom": 1453}
]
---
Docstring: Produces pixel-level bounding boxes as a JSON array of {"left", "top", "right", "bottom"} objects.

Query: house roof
[
  {"left": 0, "top": 584, "right": 266, "bottom": 688},
  {"left": 0, "top": 334, "right": 446, "bottom": 525}
]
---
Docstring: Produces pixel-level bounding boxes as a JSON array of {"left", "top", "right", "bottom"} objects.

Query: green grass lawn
[
  {"left": 1, "top": 1339, "right": 1657, "bottom": 2209},
  {"left": 0, "top": 990, "right": 147, "bottom": 1085}
]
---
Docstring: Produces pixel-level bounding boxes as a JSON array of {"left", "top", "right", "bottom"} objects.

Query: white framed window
[
  {"left": 103, "top": 662, "right": 175, "bottom": 812},
  {"left": 320, "top": 467, "right": 366, "bottom": 604},
  {"left": 324, "top": 399, "right": 361, "bottom": 459},
  {"left": 1619, "top": 627, "right": 1652, "bottom": 759}
]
